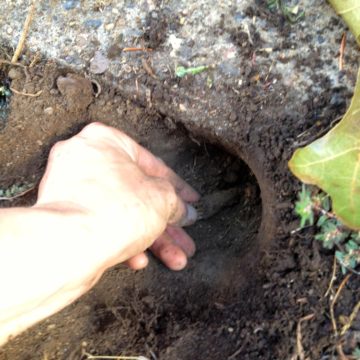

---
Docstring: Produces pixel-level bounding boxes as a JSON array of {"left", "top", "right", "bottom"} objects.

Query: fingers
[
  {"left": 137, "top": 153, "right": 200, "bottom": 203},
  {"left": 154, "top": 178, "right": 198, "bottom": 226},
  {"left": 126, "top": 253, "right": 149, "bottom": 270},
  {"left": 150, "top": 231, "right": 188, "bottom": 271},
  {"left": 79, "top": 123, "right": 200, "bottom": 202},
  {"left": 149, "top": 227, "right": 196, "bottom": 270},
  {"left": 126, "top": 228, "right": 195, "bottom": 271},
  {"left": 166, "top": 226, "right": 196, "bottom": 257}
]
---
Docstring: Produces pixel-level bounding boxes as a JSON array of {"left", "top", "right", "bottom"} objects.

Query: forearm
[{"left": 0, "top": 205, "right": 98, "bottom": 346}]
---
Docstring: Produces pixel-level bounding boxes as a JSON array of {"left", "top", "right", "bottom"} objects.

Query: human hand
[{"left": 35, "top": 122, "right": 199, "bottom": 273}]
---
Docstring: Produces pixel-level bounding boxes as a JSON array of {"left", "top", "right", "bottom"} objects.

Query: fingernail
[{"left": 178, "top": 203, "right": 198, "bottom": 227}]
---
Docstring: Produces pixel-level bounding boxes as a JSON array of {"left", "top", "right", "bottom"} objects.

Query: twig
[
  {"left": 12, "top": 0, "right": 37, "bottom": 63},
  {"left": 0, "top": 186, "right": 36, "bottom": 201},
  {"left": 340, "top": 300, "right": 360, "bottom": 335},
  {"left": 336, "top": 342, "right": 349, "bottom": 360},
  {"left": 290, "top": 224, "right": 313, "bottom": 235},
  {"left": 29, "top": 51, "right": 41, "bottom": 68},
  {"left": 325, "top": 270, "right": 352, "bottom": 360},
  {"left": 313, "top": 203, "right": 337, "bottom": 219},
  {"left": 324, "top": 255, "right": 338, "bottom": 298},
  {"left": 10, "top": 87, "right": 42, "bottom": 97},
  {"left": 339, "top": 32, "right": 346, "bottom": 71},
  {"left": 330, "top": 274, "right": 351, "bottom": 336},
  {"left": 264, "top": 59, "right": 275, "bottom": 82},
  {"left": 227, "top": 342, "right": 247, "bottom": 359},
  {"left": 142, "top": 58, "right": 157, "bottom": 79},
  {"left": 295, "top": 313, "right": 315, "bottom": 360},
  {"left": 83, "top": 352, "right": 149, "bottom": 360},
  {"left": 0, "top": 59, "right": 26, "bottom": 68},
  {"left": 123, "top": 47, "right": 153, "bottom": 52}
]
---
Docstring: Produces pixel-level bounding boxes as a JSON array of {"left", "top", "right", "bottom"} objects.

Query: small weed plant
[
  {"left": 353, "top": 347, "right": 360, "bottom": 360},
  {"left": 267, "top": 0, "right": 305, "bottom": 23},
  {"left": 295, "top": 185, "right": 360, "bottom": 275}
]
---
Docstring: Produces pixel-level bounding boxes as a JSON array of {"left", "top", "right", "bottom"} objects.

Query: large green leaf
[
  {"left": 328, "top": 0, "right": 360, "bottom": 46},
  {"left": 289, "top": 68, "right": 360, "bottom": 230}
]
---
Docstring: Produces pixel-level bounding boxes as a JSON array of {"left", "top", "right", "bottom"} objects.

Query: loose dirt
[{"left": 0, "top": 3, "right": 360, "bottom": 358}]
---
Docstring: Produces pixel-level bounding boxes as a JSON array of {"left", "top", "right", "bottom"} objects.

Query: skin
[{"left": 0, "top": 122, "right": 199, "bottom": 346}]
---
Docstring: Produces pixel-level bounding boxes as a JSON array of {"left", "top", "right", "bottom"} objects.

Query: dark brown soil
[{"left": 1, "top": 12, "right": 360, "bottom": 360}]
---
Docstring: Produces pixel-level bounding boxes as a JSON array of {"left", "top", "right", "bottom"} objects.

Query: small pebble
[
  {"left": 179, "top": 103, "right": 187, "bottom": 112},
  {"left": 105, "top": 23, "right": 115, "bottom": 31},
  {"left": 44, "top": 107, "right": 54, "bottom": 115},
  {"left": 90, "top": 51, "right": 109, "bottom": 74},
  {"left": 63, "top": 0, "right": 79, "bottom": 10},
  {"left": 112, "top": 8, "right": 119, "bottom": 14},
  {"left": 6, "top": 27, "right": 13, "bottom": 35},
  {"left": 36, "top": 140, "right": 43, "bottom": 146},
  {"left": 84, "top": 19, "right": 102, "bottom": 29},
  {"left": 8, "top": 68, "right": 22, "bottom": 80},
  {"left": 76, "top": 35, "right": 87, "bottom": 47}
]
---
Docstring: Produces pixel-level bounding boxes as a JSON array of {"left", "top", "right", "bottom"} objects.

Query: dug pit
[
  {"left": 83, "top": 126, "right": 263, "bottom": 359},
  {"left": 0, "top": 63, "right": 265, "bottom": 359}
]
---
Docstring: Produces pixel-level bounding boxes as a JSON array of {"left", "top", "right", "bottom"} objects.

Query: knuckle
[
  {"left": 49, "top": 140, "right": 66, "bottom": 157},
  {"left": 153, "top": 178, "right": 185, "bottom": 222},
  {"left": 158, "top": 178, "right": 176, "bottom": 199},
  {"left": 80, "top": 122, "right": 108, "bottom": 137}
]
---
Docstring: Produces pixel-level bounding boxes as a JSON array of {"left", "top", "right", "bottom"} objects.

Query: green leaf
[
  {"left": 320, "top": 195, "right": 330, "bottom": 211},
  {"left": 345, "top": 239, "right": 359, "bottom": 251},
  {"left": 317, "top": 214, "right": 328, "bottom": 227},
  {"left": 336, "top": 251, "right": 349, "bottom": 274},
  {"left": 316, "top": 218, "right": 349, "bottom": 249},
  {"left": 351, "top": 231, "right": 360, "bottom": 243},
  {"left": 289, "top": 69, "right": 360, "bottom": 230},
  {"left": 328, "top": 0, "right": 360, "bottom": 46}
]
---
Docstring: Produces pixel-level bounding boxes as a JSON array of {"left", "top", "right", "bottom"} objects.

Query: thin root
[
  {"left": 340, "top": 300, "right": 360, "bottom": 336},
  {"left": 324, "top": 255, "right": 337, "bottom": 298},
  {"left": 142, "top": 58, "right": 157, "bottom": 79},
  {"left": 336, "top": 342, "right": 349, "bottom": 360},
  {"left": 339, "top": 32, "right": 346, "bottom": 71},
  {"left": 330, "top": 274, "right": 352, "bottom": 337},
  {"left": 123, "top": 47, "right": 153, "bottom": 52},
  {"left": 0, "top": 59, "right": 27, "bottom": 68},
  {"left": 295, "top": 313, "right": 315, "bottom": 360},
  {"left": 83, "top": 351, "right": 149, "bottom": 360},
  {"left": 328, "top": 274, "right": 352, "bottom": 360},
  {"left": 10, "top": 87, "right": 42, "bottom": 97},
  {"left": 330, "top": 274, "right": 351, "bottom": 336},
  {"left": 12, "top": 0, "right": 37, "bottom": 63},
  {"left": 29, "top": 51, "right": 42, "bottom": 68}
]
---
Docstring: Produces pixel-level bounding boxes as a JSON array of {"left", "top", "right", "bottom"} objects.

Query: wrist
[{"left": 0, "top": 205, "right": 101, "bottom": 345}]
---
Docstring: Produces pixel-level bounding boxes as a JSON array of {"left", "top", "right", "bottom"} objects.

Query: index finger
[
  {"left": 83, "top": 123, "right": 200, "bottom": 203},
  {"left": 137, "top": 150, "right": 200, "bottom": 203}
]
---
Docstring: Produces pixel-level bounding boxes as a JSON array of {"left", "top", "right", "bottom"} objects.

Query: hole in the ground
[
  {"left": 93, "top": 125, "right": 263, "bottom": 358},
  {"left": 130, "top": 125, "right": 262, "bottom": 306},
  {"left": 0, "top": 71, "right": 11, "bottom": 130}
]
